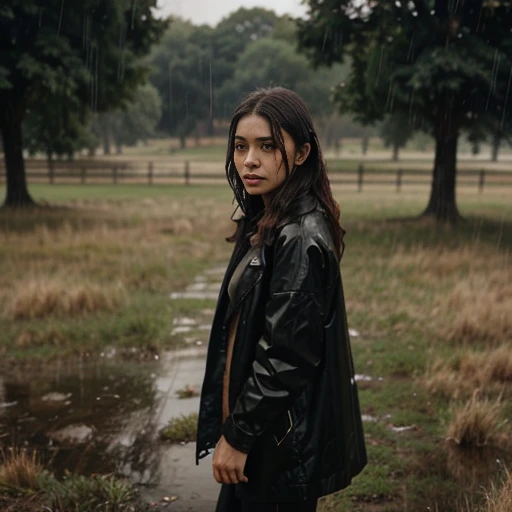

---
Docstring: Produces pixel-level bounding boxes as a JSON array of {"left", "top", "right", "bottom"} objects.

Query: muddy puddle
[{"left": 0, "top": 347, "right": 221, "bottom": 509}]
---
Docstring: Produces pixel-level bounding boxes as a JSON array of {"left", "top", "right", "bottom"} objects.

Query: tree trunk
[
  {"left": 422, "top": 120, "right": 460, "bottom": 223},
  {"left": 491, "top": 133, "right": 500, "bottom": 162},
  {"left": 179, "top": 134, "right": 186, "bottom": 150},
  {"left": 392, "top": 143, "right": 399, "bottom": 161},
  {"left": 0, "top": 96, "right": 35, "bottom": 207},
  {"left": 362, "top": 135, "right": 369, "bottom": 155},
  {"left": 102, "top": 122, "right": 111, "bottom": 155}
]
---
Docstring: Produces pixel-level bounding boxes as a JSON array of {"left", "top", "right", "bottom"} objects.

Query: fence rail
[{"left": 1, "top": 161, "right": 512, "bottom": 193}]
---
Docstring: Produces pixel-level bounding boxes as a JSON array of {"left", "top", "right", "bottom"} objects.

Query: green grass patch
[
  {"left": 159, "top": 413, "right": 198, "bottom": 444},
  {"left": 0, "top": 183, "right": 233, "bottom": 203}
]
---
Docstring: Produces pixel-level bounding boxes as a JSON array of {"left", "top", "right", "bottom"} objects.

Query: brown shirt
[
  {"left": 222, "top": 246, "right": 259, "bottom": 424},
  {"left": 222, "top": 310, "right": 241, "bottom": 424}
]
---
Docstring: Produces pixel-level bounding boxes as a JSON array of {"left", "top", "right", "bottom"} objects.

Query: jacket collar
[
  {"left": 275, "top": 193, "right": 319, "bottom": 228},
  {"left": 236, "top": 193, "right": 320, "bottom": 238}
]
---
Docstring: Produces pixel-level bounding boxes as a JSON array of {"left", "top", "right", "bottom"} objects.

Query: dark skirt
[{"left": 215, "top": 484, "right": 318, "bottom": 512}]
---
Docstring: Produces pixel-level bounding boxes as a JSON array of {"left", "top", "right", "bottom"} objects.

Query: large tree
[
  {"left": 380, "top": 112, "right": 415, "bottom": 161},
  {"left": 149, "top": 9, "right": 293, "bottom": 140},
  {"left": 23, "top": 92, "right": 94, "bottom": 162},
  {"left": 94, "top": 83, "right": 162, "bottom": 154},
  {"left": 216, "top": 37, "right": 347, "bottom": 124},
  {"left": 0, "top": 0, "right": 166, "bottom": 207},
  {"left": 148, "top": 19, "right": 215, "bottom": 148},
  {"left": 298, "top": 0, "right": 512, "bottom": 222}
]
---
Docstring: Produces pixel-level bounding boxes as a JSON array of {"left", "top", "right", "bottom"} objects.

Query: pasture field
[{"left": 0, "top": 182, "right": 511, "bottom": 511}]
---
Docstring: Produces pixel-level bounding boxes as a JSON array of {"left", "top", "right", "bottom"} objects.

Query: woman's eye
[
  {"left": 262, "top": 143, "right": 275, "bottom": 151},
  {"left": 234, "top": 143, "right": 246, "bottom": 151}
]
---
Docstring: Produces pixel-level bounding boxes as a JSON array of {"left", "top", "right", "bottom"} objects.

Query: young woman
[{"left": 196, "top": 87, "right": 367, "bottom": 512}]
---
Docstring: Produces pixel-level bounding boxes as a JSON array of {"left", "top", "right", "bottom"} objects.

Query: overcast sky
[{"left": 153, "top": 0, "right": 308, "bottom": 26}]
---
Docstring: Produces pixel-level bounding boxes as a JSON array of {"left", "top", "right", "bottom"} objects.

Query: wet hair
[{"left": 226, "top": 87, "right": 345, "bottom": 260}]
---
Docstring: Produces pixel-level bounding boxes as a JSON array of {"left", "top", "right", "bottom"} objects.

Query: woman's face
[{"left": 233, "top": 114, "right": 310, "bottom": 206}]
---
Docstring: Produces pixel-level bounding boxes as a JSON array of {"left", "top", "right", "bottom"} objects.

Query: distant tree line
[{"left": 1, "top": 1, "right": 511, "bottom": 221}]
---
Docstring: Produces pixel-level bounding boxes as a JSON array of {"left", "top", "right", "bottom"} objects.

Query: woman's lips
[{"left": 244, "top": 174, "right": 264, "bottom": 186}]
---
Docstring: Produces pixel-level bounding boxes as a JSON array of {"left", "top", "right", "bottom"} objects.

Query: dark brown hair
[{"left": 226, "top": 87, "right": 345, "bottom": 260}]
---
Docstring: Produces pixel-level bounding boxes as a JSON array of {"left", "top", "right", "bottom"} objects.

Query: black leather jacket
[{"left": 196, "top": 194, "right": 367, "bottom": 502}]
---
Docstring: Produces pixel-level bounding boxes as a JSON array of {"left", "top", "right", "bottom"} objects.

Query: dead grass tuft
[
  {"left": 481, "top": 468, "right": 512, "bottom": 512},
  {"left": 9, "top": 280, "right": 126, "bottom": 320},
  {"left": 0, "top": 447, "right": 42, "bottom": 492},
  {"left": 443, "top": 277, "right": 512, "bottom": 346},
  {"left": 424, "top": 345, "right": 512, "bottom": 399},
  {"left": 423, "top": 361, "right": 472, "bottom": 400},
  {"left": 389, "top": 244, "right": 484, "bottom": 278},
  {"left": 15, "top": 329, "right": 68, "bottom": 348},
  {"left": 446, "top": 393, "right": 508, "bottom": 450}
]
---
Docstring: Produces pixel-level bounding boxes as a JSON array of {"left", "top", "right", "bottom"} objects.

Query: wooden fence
[{"left": 1, "top": 161, "right": 512, "bottom": 193}]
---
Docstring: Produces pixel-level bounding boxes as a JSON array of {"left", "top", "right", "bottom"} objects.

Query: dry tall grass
[
  {"left": 480, "top": 469, "right": 512, "bottom": 512},
  {"left": 0, "top": 197, "right": 232, "bottom": 315},
  {"left": 388, "top": 243, "right": 511, "bottom": 346},
  {"left": 446, "top": 393, "right": 508, "bottom": 449},
  {"left": 444, "top": 276, "right": 512, "bottom": 346},
  {"left": 445, "top": 394, "right": 510, "bottom": 487},
  {"left": 9, "top": 280, "right": 126, "bottom": 320},
  {"left": 0, "top": 448, "right": 42, "bottom": 492},
  {"left": 424, "top": 345, "right": 512, "bottom": 399}
]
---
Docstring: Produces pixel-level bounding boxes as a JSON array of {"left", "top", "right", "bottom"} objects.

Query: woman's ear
[{"left": 295, "top": 143, "right": 311, "bottom": 166}]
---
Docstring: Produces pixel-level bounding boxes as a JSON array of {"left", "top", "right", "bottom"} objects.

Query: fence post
[
  {"left": 48, "top": 161, "right": 54, "bottom": 184},
  {"left": 396, "top": 169, "right": 403, "bottom": 193},
  {"left": 357, "top": 164, "right": 364, "bottom": 192},
  {"left": 81, "top": 167, "right": 86, "bottom": 184},
  {"left": 148, "top": 162, "right": 153, "bottom": 185},
  {"left": 478, "top": 169, "right": 485, "bottom": 193},
  {"left": 113, "top": 166, "right": 118, "bottom": 184},
  {"left": 184, "top": 161, "right": 190, "bottom": 185}
]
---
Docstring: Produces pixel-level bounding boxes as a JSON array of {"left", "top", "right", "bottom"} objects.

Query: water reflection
[{"left": 0, "top": 352, "right": 204, "bottom": 487}]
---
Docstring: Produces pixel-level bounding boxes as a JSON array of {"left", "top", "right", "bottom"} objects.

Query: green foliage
[
  {"left": 90, "top": 83, "right": 162, "bottom": 152},
  {"left": 380, "top": 112, "right": 414, "bottom": 158},
  {"left": 217, "top": 36, "right": 348, "bottom": 119},
  {"left": 0, "top": 0, "right": 167, "bottom": 204},
  {"left": 39, "top": 470, "right": 138, "bottom": 512},
  {"left": 298, "top": 1, "right": 512, "bottom": 133},
  {"left": 213, "top": 6, "right": 283, "bottom": 81},
  {"left": 298, "top": 1, "right": 512, "bottom": 219},
  {"left": 23, "top": 94, "right": 95, "bottom": 159},
  {"left": 0, "top": 0, "right": 167, "bottom": 106},
  {"left": 148, "top": 18, "right": 214, "bottom": 141},
  {"left": 149, "top": 8, "right": 349, "bottom": 137}
]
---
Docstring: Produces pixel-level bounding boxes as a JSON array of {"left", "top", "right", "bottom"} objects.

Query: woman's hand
[{"left": 212, "top": 435, "right": 249, "bottom": 484}]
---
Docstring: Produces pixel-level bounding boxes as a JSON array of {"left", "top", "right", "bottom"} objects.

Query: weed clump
[
  {"left": 0, "top": 447, "right": 143, "bottom": 511},
  {"left": 176, "top": 385, "right": 199, "bottom": 399},
  {"left": 40, "top": 471, "right": 138, "bottom": 512},
  {"left": 0, "top": 447, "right": 42, "bottom": 492},
  {"left": 160, "top": 413, "right": 198, "bottom": 443}
]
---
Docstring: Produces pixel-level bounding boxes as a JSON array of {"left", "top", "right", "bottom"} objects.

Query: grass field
[{"left": 0, "top": 182, "right": 511, "bottom": 511}]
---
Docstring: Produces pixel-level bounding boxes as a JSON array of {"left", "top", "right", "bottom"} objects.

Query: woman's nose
[{"left": 244, "top": 148, "right": 259, "bottom": 168}]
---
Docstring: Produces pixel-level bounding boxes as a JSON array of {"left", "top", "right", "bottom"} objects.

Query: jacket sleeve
[{"left": 222, "top": 224, "right": 330, "bottom": 453}]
